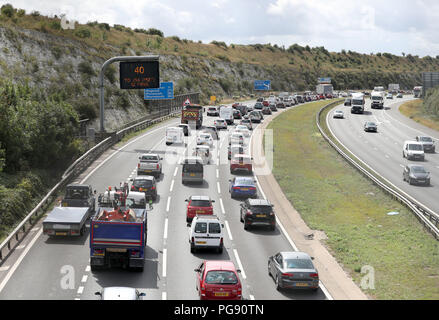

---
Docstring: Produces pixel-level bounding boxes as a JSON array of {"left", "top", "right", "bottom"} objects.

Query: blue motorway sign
[
  {"left": 144, "top": 82, "right": 174, "bottom": 100},
  {"left": 318, "top": 77, "right": 331, "bottom": 84},
  {"left": 254, "top": 80, "right": 271, "bottom": 91}
]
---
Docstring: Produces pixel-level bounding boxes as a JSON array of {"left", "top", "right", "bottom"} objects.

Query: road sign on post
[
  {"left": 98, "top": 55, "right": 160, "bottom": 133},
  {"left": 254, "top": 80, "right": 271, "bottom": 91},
  {"left": 120, "top": 61, "right": 160, "bottom": 89},
  {"left": 144, "top": 82, "right": 174, "bottom": 100}
]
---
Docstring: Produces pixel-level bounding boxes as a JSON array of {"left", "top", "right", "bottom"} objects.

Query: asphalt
[
  {"left": 0, "top": 100, "right": 329, "bottom": 300},
  {"left": 326, "top": 96, "right": 439, "bottom": 216}
]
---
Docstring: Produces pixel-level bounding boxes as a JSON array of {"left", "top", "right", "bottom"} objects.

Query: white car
[
  {"left": 95, "top": 287, "right": 146, "bottom": 300},
  {"left": 234, "top": 125, "right": 251, "bottom": 137},
  {"left": 165, "top": 127, "right": 184, "bottom": 145},
  {"left": 333, "top": 110, "right": 344, "bottom": 119},
  {"left": 214, "top": 118, "right": 228, "bottom": 130},
  {"left": 189, "top": 215, "right": 224, "bottom": 253},
  {"left": 197, "top": 132, "right": 213, "bottom": 146},
  {"left": 403, "top": 141, "right": 425, "bottom": 161},
  {"left": 228, "top": 132, "right": 245, "bottom": 146}
]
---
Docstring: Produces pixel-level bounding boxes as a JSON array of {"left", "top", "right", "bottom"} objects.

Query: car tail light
[
  {"left": 156, "top": 164, "right": 159, "bottom": 170},
  {"left": 137, "top": 163, "right": 140, "bottom": 168},
  {"left": 200, "top": 285, "right": 206, "bottom": 297},
  {"left": 151, "top": 186, "right": 156, "bottom": 190},
  {"left": 282, "top": 273, "right": 294, "bottom": 277},
  {"left": 310, "top": 273, "right": 319, "bottom": 278},
  {"left": 191, "top": 237, "right": 194, "bottom": 243},
  {"left": 232, "top": 187, "right": 240, "bottom": 190},
  {"left": 71, "top": 230, "right": 79, "bottom": 235},
  {"left": 131, "top": 185, "right": 135, "bottom": 190},
  {"left": 220, "top": 237, "right": 223, "bottom": 246},
  {"left": 249, "top": 187, "right": 256, "bottom": 191},
  {"left": 246, "top": 210, "right": 252, "bottom": 216}
]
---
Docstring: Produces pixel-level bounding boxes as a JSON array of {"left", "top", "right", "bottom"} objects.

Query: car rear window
[
  {"left": 208, "top": 223, "right": 221, "bottom": 234},
  {"left": 250, "top": 205, "right": 272, "bottom": 214},
  {"left": 183, "top": 163, "right": 203, "bottom": 173},
  {"left": 190, "top": 200, "right": 211, "bottom": 207},
  {"left": 140, "top": 155, "right": 158, "bottom": 161},
  {"left": 205, "top": 271, "right": 238, "bottom": 284},
  {"left": 133, "top": 179, "right": 153, "bottom": 188},
  {"left": 285, "top": 258, "right": 314, "bottom": 270},
  {"left": 408, "top": 144, "right": 423, "bottom": 151},
  {"left": 194, "top": 222, "right": 207, "bottom": 233}
]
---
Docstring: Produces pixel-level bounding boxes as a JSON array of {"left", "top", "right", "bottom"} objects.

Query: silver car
[
  {"left": 333, "top": 110, "right": 344, "bottom": 119},
  {"left": 95, "top": 287, "right": 146, "bottom": 300},
  {"left": 268, "top": 252, "right": 319, "bottom": 291}
]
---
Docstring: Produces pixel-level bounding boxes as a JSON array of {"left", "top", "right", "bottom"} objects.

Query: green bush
[
  {"left": 1, "top": 3, "right": 14, "bottom": 18},
  {"left": 75, "top": 27, "right": 91, "bottom": 38},
  {"left": 50, "top": 20, "right": 61, "bottom": 30},
  {"left": 422, "top": 87, "right": 439, "bottom": 117},
  {"left": 78, "top": 61, "right": 95, "bottom": 76}
]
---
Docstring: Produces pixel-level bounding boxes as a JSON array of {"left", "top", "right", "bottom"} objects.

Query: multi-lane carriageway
[
  {"left": 327, "top": 96, "right": 439, "bottom": 216},
  {"left": 0, "top": 100, "right": 331, "bottom": 300}
]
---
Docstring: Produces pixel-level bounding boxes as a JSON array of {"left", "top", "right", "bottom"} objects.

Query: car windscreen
[
  {"left": 65, "top": 187, "right": 87, "bottom": 199},
  {"left": 284, "top": 258, "right": 314, "bottom": 269},
  {"left": 133, "top": 179, "right": 153, "bottom": 188},
  {"left": 352, "top": 99, "right": 364, "bottom": 105},
  {"left": 205, "top": 271, "right": 238, "bottom": 285},
  {"left": 411, "top": 166, "right": 427, "bottom": 173},
  {"left": 194, "top": 222, "right": 207, "bottom": 233},
  {"left": 190, "top": 200, "right": 211, "bottom": 207},
  {"left": 250, "top": 205, "right": 272, "bottom": 214},
  {"left": 183, "top": 163, "right": 203, "bottom": 173},
  {"left": 371, "top": 96, "right": 382, "bottom": 100},
  {"left": 408, "top": 144, "right": 423, "bottom": 151},
  {"left": 420, "top": 137, "right": 433, "bottom": 142}
]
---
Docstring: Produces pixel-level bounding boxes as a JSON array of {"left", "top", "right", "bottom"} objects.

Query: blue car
[{"left": 229, "top": 177, "right": 257, "bottom": 199}]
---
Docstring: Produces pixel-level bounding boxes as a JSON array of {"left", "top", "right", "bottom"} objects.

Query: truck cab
[
  {"left": 370, "top": 91, "right": 384, "bottom": 109},
  {"left": 351, "top": 93, "right": 365, "bottom": 114},
  {"left": 62, "top": 184, "right": 96, "bottom": 212}
]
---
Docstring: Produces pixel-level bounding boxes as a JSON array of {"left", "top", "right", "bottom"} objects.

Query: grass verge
[
  {"left": 267, "top": 100, "right": 439, "bottom": 299},
  {"left": 399, "top": 100, "right": 439, "bottom": 132}
]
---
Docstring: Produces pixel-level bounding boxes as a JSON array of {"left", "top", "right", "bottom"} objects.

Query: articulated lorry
[
  {"left": 43, "top": 184, "right": 96, "bottom": 237},
  {"left": 90, "top": 184, "right": 148, "bottom": 271},
  {"left": 370, "top": 90, "right": 384, "bottom": 109}
]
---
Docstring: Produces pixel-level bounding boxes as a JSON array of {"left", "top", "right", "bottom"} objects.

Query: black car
[
  {"left": 276, "top": 102, "right": 286, "bottom": 109},
  {"left": 344, "top": 98, "right": 352, "bottom": 106},
  {"left": 233, "top": 109, "right": 242, "bottom": 119},
  {"left": 403, "top": 165, "right": 430, "bottom": 186},
  {"left": 364, "top": 122, "right": 377, "bottom": 132},
  {"left": 240, "top": 199, "right": 275, "bottom": 231},
  {"left": 262, "top": 106, "right": 272, "bottom": 115},
  {"left": 269, "top": 103, "right": 277, "bottom": 112},
  {"left": 131, "top": 176, "right": 157, "bottom": 201},
  {"left": 178, "top": 124, "right": 190, "bottom": 136}
]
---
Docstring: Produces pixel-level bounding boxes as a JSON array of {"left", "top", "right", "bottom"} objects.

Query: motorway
[
  {"left": 327, "top": 96, "right": 439, "bottom": 216},
  {"left": 0, "top": 99, "right": 329, "bottom": 300}
]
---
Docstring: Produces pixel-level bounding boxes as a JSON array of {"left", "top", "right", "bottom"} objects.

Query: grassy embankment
[
  {"left": 267, "top": 100, "right": 439, "bottom": 299},
  {"left": 399, "top": 100, "right": 439, "bottom": 132}
]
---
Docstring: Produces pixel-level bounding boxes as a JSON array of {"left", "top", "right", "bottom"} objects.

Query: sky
[{"left": 3, "top": 0, "right": 439, "bottom": 57}]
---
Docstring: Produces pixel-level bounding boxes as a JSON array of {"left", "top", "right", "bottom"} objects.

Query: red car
[
  {"left": 185, "top": 195, "right": 214, "bottom": 223},
  {"left": 195, "top": 260, "right": 242, "bottom": 300},
  {"left": 232, "top": 103, "right": 240, "bottom": 108},
  {"left": 230, "top": 154, "right": 253, "bottom": 174},
  {"left": 262, "top": 100, "right": 269, "bottom": 106}
]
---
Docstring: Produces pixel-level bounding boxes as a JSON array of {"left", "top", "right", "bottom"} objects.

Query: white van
[
  {"left": 403, "top": 141, "right": 425, "bottom": 161},
  {"left": 166, "top": 127, "right": 184, "bottom": 145},
  {"left": 219, "top": 106, "right": 234, "bottom": 125},
  {"left": 188, "top": 215, "right": 224, "bottom": 253}
]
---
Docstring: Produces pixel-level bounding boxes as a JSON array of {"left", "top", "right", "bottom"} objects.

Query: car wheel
[
  {"left": 408, "top": 178, "right": 413, "bottom": 185},
  {"left": 217, "top": 246, "right": 223, "bottom": 254}
]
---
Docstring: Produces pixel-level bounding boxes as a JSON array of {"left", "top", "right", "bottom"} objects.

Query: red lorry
[{"left": 181, "top": 104, "right": 203, "bottom": 129}]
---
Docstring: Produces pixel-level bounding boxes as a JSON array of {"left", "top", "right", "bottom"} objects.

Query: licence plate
[
  {"left": 295, "top": 283, "right": 309, "bottom": 287},
  {"left": 196, "top": 241, "right": 206, "bottom": 245},
  {"left": 256, "top": 214, "right": 266, "bottom": 218},
  {"left": 107, "top": 248, "right": 127, "bottom": 253},
  {"left": 144, "top": 170, "right": 151, "bottom": 173},
  {"left": 190, "top": 173, "right": 195, "bottom": 176},
  {"left": 55, "top": 232, "right": 67, "bottom": 236},
  {"left": 196, "top": 211, "right": 205, "bottom": 214},
  {"left": 241, "top": 188, "right": 248, "bottom": 191},
  {"left": 214, "top": 292, "right": 229, "bottom": 297}
]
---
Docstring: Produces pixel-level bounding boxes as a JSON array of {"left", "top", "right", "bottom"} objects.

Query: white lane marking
[
  {"left": 77, "top": 286, "right": 84, "bottom": 295},
  {"left": 162, "top": 248, "right": 167, "bottom": 278},
  {"left": 224, "top": 220, "right": 233, "bottom": 241},
  {"left": 169, "top": 180, "right": 175, "bottom": 192},
  {"left": 81, "top": 275, "right": 88, "bottom": 283},
  {"left": 0, "top": 266, "right": 10, "bottom": 272},
  {"left": 85, "top": 266, "right": 91, "bottom": 272},
  {"left": 233, "top": 249, "right": 246, "bottom": 279},
  {"left": 400, "top": 164, "right": 405, "bottom": 168},
  {"left": 216, "top": 169, "right": 219, "bottom": 179},
  {"left": 385, "top": 155, "right": 390, "bottom": 159},
  {"left": 162, "top": 292, "right": 167, "bottom": 300},
  {"left": 163, "top": 218, "right": 168, "bottom": 239},
  {"left": 275, "top": 217, "right": 299, "bottom": 251},
  {"left": 80, "top": 123, "right": 173, "bottom": 184},
  {"left": 173, "top": 167, "right": 178, "bottom": 177},
  {"left": 15, "top": 245, "right": 25, "bottom": 250},
  {"left": 249, "top": 294, "right": 255, "bottom": 300},
  {"left": 0, "top": 228, "right": 43, "bottom": 293},
  {"left": 74, "top": 298, "right": 80, "bottom": 300},
  {"left": 166, "top": 196, "right": 171, "bottom": 212},
  {"left": 319, "top": 281, "right": 334, "bottom": 300},
  {"left": 217, "top": 181, "right": 221, "bottom": 193},
  {"left": 219, "top": 198, "right": 225, "bottom": 214}
]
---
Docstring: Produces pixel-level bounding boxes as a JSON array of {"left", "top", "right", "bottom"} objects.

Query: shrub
[
  {"left": 50, "top": 20, "right": 61, "bottom": 30},
  {"left": 1, "top": 3, "right": 14, "bottom": 18},
  {"left": 211, "top": 40, "right": 227, "bottom": 49},
  {"left": 75, "top": 27, "right": 91, "bottom": 38},
  {"left": 78, "top": 61, "right": 95, "bottom": 76},
  {"left": 30, "top": 11, "right": 40, "bottom": 17},
  {"left": 147, "top": 28, "right": 164, "bottom": 37},
  {"left": 98, "top": 23, "right": 110, "bottom": 31},
  {"left": 17, "top": 9, "right": 25, "bottom": 17}
]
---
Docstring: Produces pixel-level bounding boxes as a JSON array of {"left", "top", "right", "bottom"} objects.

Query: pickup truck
[
  {"left": 90, "top": 186, "right": 149, "bottom": 271},
  {"left": 137, "top": 153, "right": 163, "bottom": 178},
  {"left": 43, "top": 184, "right": 96, "bottom": 237}
]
